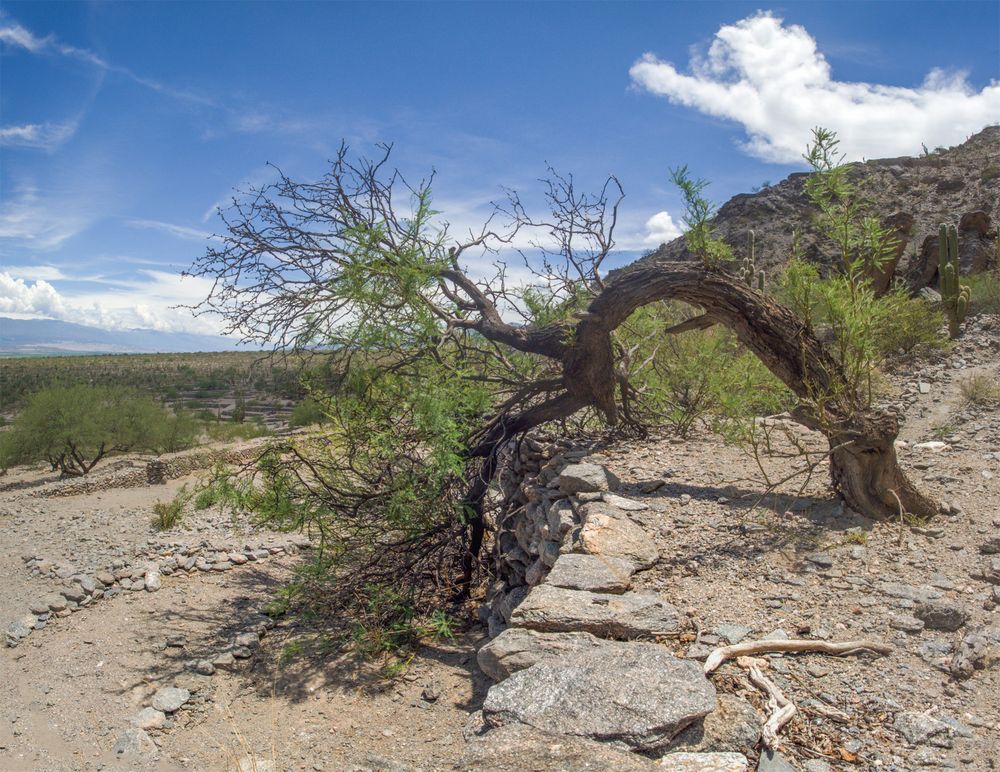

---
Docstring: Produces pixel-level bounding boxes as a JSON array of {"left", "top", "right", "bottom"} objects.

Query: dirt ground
[{"left": 1, "top": 315, "right": 998, "bottom": 771}]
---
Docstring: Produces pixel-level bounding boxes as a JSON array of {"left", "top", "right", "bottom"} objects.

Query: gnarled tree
[{"left": 189, "top": 144, "right": 937, "bottom": 603}]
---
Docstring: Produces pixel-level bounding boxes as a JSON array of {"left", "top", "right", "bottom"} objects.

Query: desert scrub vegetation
[
  {"left": 152, "top": 485, "right": 191, "bottom": 530},
  {"left": 966, "top": 271, "right": 1000, "bottom": 315},
  {"left": 958, "top": 373, "right": 1000, "bottom": 406},
  {"left": 0, "top": 351, "right": 305, "bottom": 412},
  {"left": 0, "top": 385, "right": 199, "bottom": 475}
]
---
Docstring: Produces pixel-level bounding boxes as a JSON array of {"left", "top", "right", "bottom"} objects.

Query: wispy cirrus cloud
[
  {"left": 0, "top": 183, "right": 96, "bottom": 249},
  {"left": 630, "top": 12, "right": 1000, "bottom": 163},
  {"left": 0, "top": 120, "right": 80, "bottom": 150},
  {"left": 126, "top": 219, "right": 215, "bottom": 242}
]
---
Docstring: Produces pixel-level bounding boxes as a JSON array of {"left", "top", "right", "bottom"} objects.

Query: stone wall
[
  {"left": 38, "top": 442, "right": 266, "bottom": 498},
  {"left": 465, "top": 449, "right": 758, "bottom": 770}
]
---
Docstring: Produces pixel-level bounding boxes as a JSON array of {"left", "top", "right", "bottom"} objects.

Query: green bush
[
  {"left": 2, "top": 385, "right": 187, "bottom": 475},
  {"left": 152, "top": 486, "right": 189, "bottom": 529},
  {"left": 204, "top": 420, "right": 272, "bottom": 442},
  {"left": 288, "top": 396, "right": 327, "bottom": 428},
  {"left": 966, "top": 272, "right": 1000, "bottom": 315}
]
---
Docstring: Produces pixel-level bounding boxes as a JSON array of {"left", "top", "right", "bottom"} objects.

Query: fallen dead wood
[
  {"left": 738, "top": 656, "right": 796, "bottom": 749},
  {"left": 703, "top": 638, "right": 893, "bottom": 674}
]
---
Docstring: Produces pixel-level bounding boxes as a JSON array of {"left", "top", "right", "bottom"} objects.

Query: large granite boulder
[
  {"left": 482, "top": 645, "right": 716, "bottom": 753},
  {"left": 556, "top": 464, "right": 620, "bottom": 494}
]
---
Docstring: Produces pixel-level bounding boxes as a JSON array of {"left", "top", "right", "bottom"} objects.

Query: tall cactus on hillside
[
  {"left": 737, "top": 230, "right": 766, "bottom": 292},
  {"left": 939, "top": 223, "right": 971, "bottom": 338}
]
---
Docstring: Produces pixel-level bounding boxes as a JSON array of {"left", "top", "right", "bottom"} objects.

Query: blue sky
[{"left": 1, "top": 1, "right": 998, "bottom": 335}]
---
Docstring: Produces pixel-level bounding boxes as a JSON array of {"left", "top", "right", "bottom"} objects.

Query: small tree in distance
[{"left": 0, "top": 385, "right": 193, "bottom": 476}]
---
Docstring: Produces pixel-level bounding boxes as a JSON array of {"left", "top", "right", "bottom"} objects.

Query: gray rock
[
  {"left": 546, "top": 500, "right": 576, "bottom": 539},
  {"left": 235, "top": 631, "right": 260, "bottom": 647},
  {"left": 213, "top": 652, "right": 237, "bottom": 669},
  {"left": 757, "top": 749, "right": 797, "bottom": 771},
  {"left": 194, "top": 659, "right": 216, "bottom": 676},
  {"left": 669, "top": 694, "right": 762, "bottom": 753},
  {"left": 509, "top": 585, "right": 681, "bottom": 639},
  {"left": 145, "top": 570, "right": 162, "bottom": 592},
  {"left": 894, "top": 711, "right": 953, "bottom": 747},
  {"left": 574, "top": 503, "right": 659, "bottom": 569},
  {"left": 557, "top": 464, "right": 619, "bottom": 495},
  {"left": 28, "top": 598, "right": 51, "bottom": 615},
  {"left": 482, "top": 645, "right": 716, "bottom": 753},
  {"left": 477, "top": 628, "right": 633, "bottom": 682},
  {"left": 981, "top": 536, "right": 1000, "bottom": 555},
  {"left": 914, "top": 598, "right": 968, "bottom": 631},
  {"left": 131, "top": 707, "right": 167, "bottom": 730},
  {"left": 659, "top": 752, "right": 749, "bottom": 771},
  {"left": 43, "top": 592, "right": 67, "bottom": 612},
  {"left": 545, "top": 553, "right": 634, "bottom": 593},
  {"left": 714, "top": 624, "right": 752, "bottom": 645},
  {"left": 950, "top": 628, "right": 994, "bottom": 679},
  {"left": 457, "top": 724, "right": 657, "bottom": 771},
  {"left": 150, "top": 686, "right": 190, "bottom": 713},
  {"left": 95, "top": 571, "right": 116, "bottom": 586},
  {"left": 889, "top": 614, "right": 925, "bottom": 633},
  {"left": 804, "top": 552, "right": 834, "bottom": 569},
  {"left": 6, "top": 614, "right": 36, "bottom": 641},
  {"left": 602, "top": 493, "right": 649, "bottom": 511},
  {"left": 112, "top": 727, "right": 157, "bottom": 757},
  {"left": 801, "top": 762, "right": 834, "bottom": 772},
  {"left": 983, "top": 556, "right": 1000, "bottom": 585}
]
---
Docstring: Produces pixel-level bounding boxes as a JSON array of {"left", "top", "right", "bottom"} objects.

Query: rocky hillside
[{"left": 650, "top": 125, "right": 1000, "bottom": 291}]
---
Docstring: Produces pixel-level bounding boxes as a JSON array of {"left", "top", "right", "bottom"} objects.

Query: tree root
[{"left": 703, "top": 638, "right": 893, "bottom": 674}]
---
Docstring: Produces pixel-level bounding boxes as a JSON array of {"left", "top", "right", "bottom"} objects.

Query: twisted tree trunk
[{"left": 470, "top": 258, "right": 937, "bottom": 521}]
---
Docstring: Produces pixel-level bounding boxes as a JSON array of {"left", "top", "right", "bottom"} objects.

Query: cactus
[
  {"left": 939, "top": 223, "right": 971, "bottom": 338},
  {"left": 738, "top": 230, "right": 766, "bottom": 292}
]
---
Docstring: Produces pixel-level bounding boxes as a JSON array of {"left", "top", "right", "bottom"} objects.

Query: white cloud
[
  {"left": 0, "top": 269, "right": 225, "bottom": 335},
  {"left": 126, "top": 219, "right": 215, "bottom": 242},
  {"left": 0, "top": 18, "right": 49, "bottom": 52},
  {"left": 0, "top": 120, "right": 79, "bottom": 150},
  {"left": 2, "top": 265, "right": 67, "bottom": 281},
  {"left": 641, "top": 211, "right": 682, "bottom": 246},
  {"left": 0, "top": 183, "right": 94, "bottom": 249},
  {"left": 629, "top": 12, "right": 1000, "bottom": 163}
]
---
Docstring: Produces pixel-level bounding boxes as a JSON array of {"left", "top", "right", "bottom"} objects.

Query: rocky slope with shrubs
[{"left": 651, "top": 126, "right": 999, "bottom": 290}]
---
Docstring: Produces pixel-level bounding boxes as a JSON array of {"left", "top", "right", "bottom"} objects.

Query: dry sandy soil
[{"left": 1, "top": 315, "right": 998, "bottom": 772}]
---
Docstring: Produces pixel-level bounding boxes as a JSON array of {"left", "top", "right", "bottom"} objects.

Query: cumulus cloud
[
  {"left": 0, "top": 269, "right": 225, "bottom": 335},
  {"left": 629, "top": 12, "right": 1000, "bottom": 163},
  {"left": 642, "top": 210, "right": 682, "bottom": 246}
]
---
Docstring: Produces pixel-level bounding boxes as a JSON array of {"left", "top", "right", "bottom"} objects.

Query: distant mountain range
[{"left": 0, "top": 317, "right": 248, "bottom": 356}]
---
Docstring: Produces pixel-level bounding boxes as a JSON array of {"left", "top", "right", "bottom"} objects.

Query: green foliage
[
  {"left": 193, "top": 486, "right": 220, "bottom": 510},
  {"left": 1, "top": 385, "right": 190, "bottom": 475},
  {"left": 287, "top": 396, "right": 327, "bottom": 428},
  {"left": 152, "top": 485, "right": 190, "bottom": 530},
  {"left": 802, "top": 127, "right": 898, "bottom": 288},
  {"left": 965, "top": 272, "right": 1000, "bottom": 314},
  {"left": 0, "top": 351, "right": 305, "bottom": 413},
  {"left": 670, "top": 166, "right": 733, "bottom": 266},
  {"left": 939, "top": 223, "right": 971, "bottom": 338},
  {"left": 618, "top": 303, "right": 793, "bottom": 437}
]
